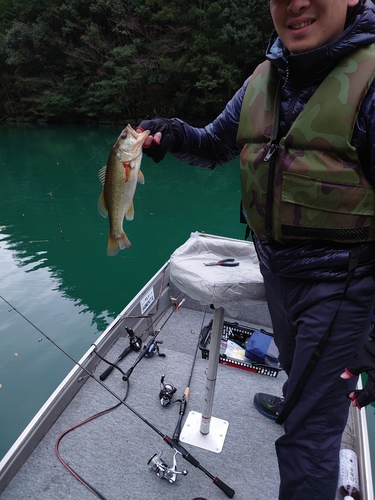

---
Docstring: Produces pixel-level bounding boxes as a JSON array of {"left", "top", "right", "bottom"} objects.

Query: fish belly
[{"left": 104, "top": 162, "right": 139, "bottom": 255}]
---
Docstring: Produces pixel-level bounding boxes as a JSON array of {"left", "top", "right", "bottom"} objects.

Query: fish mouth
[
  {"left": 116, "top": 124, "right": 151, "bottom": 157},
  {"left": 124, "top": 124, "right": 150, "bottom": 145}
]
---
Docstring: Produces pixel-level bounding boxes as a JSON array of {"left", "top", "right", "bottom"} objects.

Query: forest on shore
[{"left": 0, "top": 0, "right": 273, "bottom": 125}]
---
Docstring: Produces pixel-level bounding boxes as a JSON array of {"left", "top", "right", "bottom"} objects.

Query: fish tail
[{"left": 107, "top": 232, "right": 132, "bottom": 256}]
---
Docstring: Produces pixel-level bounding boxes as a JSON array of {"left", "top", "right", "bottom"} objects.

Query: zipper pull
[{"left": 264, "top": 143, "right": 279, "bottom": 162}]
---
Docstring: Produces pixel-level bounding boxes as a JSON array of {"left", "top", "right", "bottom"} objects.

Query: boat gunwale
[
  {"left": 0, "top": 243, "right": 374, "bottom": 499},
  {"left": 0, "top": 262, "right": 172, "bottom": 494},
  {"left": 351, "top": 376, "right": 374, "bottom": 499}
]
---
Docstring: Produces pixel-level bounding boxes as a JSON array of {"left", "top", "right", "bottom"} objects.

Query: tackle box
[{"left": 199, "top": 320, "right": 281, "bottom": 378}]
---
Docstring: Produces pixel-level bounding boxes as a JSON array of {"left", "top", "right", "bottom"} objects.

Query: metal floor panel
[{"left": 1, "top": 304, "right": 287, "bottom": 500}]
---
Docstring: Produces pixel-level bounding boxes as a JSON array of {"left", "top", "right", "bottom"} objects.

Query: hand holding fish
[
  {"left": 137, "top": 118, "right": 185, "bottom": 163},
  {"left": 98, "top": 125, "right": 150, "bottom": 256},
  {"left": 140, "top": 130, "right": 162, "bottom": 148}
]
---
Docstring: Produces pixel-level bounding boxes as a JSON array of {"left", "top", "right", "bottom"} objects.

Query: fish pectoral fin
[
  {"left": 137, "top": 170, "right": 145, "bottom": 184},
  {"left": 98, "top": 165, "right": 107, "bottom": 186},
  {"left": 125, "top": 202, "right": 134, "bottom": 221},
  {"left": 97, "top": 191, "right": 108, "bottom": 218}
]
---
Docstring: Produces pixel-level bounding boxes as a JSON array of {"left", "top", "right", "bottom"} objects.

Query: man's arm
[{"left": 139, "top": 77, "right": 250, "bottom": 169}]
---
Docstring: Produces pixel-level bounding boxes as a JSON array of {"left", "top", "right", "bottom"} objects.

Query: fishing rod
[
  {"left": 121, "top": 300, "right": 185, "bottom": 381},
  {"left": 98, "top": 272, "right": 172, "bottom": 381},
  {"left": 99, "top": 327, "right": 142, "bottom": 381},
  {"left": 172, "top": 316, "right": 211, "bottom": 442},
  {"left": 0, "top": 295, "right": 235, "bottom": 498},
  {"left": 120, "top": 298, "right": 186, "bottom": 382},
  {"left": 122, "top": 333, "right": 165, "bottom": 381}
]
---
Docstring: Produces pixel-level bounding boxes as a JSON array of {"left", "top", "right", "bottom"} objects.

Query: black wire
[
  {"left": 0, "top": 290, "right": 184, "bottom": 498},
  {"left": 92, "top": 347, "right": 127, "bottom": 377}
]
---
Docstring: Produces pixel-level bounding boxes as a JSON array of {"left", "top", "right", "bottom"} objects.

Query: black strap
[{"left": 275, "top": 246, "right": 362, "bottom": 425}]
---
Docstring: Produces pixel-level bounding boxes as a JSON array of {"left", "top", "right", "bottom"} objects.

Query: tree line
[{"left": 0, "top": 0, "right": 273, "bottom": 124}]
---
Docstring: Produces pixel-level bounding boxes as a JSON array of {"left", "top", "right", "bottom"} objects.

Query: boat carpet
[{"left": 1, "top": 304, "right": 290, "bottom": 500}]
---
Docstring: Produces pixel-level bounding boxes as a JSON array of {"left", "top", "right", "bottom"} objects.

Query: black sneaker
[{"left": 253, "top": 392, "right": 284, "bottom": 421}]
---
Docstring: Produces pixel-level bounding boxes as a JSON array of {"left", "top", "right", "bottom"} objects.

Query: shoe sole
[{"left": 253, "top": 400, "right": 279, "bottom": 421}]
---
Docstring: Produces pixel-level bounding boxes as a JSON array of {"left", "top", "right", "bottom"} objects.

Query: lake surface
[
  {"left": 1, "top": 123, "right": 375, "bottom": 485},
  {"left": 0, "top": 123, "right": 245, "bottom": 459}
]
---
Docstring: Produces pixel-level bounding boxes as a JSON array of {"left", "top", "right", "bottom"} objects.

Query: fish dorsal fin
[{"left": 98, "top": 165, "right": 107, "bottom": 185}]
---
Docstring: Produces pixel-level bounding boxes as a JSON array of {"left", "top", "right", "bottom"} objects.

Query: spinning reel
[
  {"left": 148, "top": 450, "right": 188, "bottom": 483},
  {"left": 159, "top": 374, "right": 177, "bottom": 406}
]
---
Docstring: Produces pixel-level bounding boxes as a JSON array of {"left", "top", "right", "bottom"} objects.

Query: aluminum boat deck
[{"left": 0, "top": 259, "right": 372, "bottom": 500}]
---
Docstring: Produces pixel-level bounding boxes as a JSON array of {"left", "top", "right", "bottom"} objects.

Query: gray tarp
[{"left": 170, "top": 232, "right": 266, "bottom": 316}]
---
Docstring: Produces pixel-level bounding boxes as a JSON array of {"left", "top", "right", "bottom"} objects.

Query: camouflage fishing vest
[{"left": 237, "top": 45, "right": 375, "bottom": 244}]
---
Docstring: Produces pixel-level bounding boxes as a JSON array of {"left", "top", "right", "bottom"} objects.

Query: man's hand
[
  {"left": 137, "top": 118, "right": 185, "bottom": 163},
  {"left": 142, "top": 132, "right": 162, "bottom": 148},
  {"left": 340, "top": 339, "right": 375, "bottom": 408}
]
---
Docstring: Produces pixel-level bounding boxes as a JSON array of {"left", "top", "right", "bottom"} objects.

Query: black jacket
[{"left": 173, "top": 0, "right": 375, "bottom": 279}]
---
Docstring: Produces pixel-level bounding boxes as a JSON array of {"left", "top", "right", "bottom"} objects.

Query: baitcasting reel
[
  {"left": 159, "top": 374, "right": 177, "bottom": 406},
  {"left": 148, "top": 450, "right": 188, "bottom": 483},
  {"left": 145, "top": 339, "right": 165, "bottom": 358},
  {"left": 125, "top": 327, "right": 142, "bottom": 352}
]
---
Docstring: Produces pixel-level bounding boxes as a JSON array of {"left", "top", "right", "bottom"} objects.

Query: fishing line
[
  {"left": 93, "top": 269, "right": 172, "bottom": 381},
  {"left": 0, "top": 134, "right": 116, "bottom": 244},
  {"left": 0, "top": 279, "right": 175, "bottom": 382},
  {"left": 0, "top": 134, "right": 114, "bottom": 243},
  {"left": 0, "top": 135, "right": 115, "bottom": 208},
  {"left": 53, "top": 278, "right": 180, "bottom": 498},
  {"left": 48, "top": 192, "right": 65, "bottom": 239},
  {"left": 0, "top": 294, "right": 235, "bottom": 498},
  {"left": 49, "top": 137, "right": 116, "bottom": 195},
  {"left": 45, "top": 136, "right": 116, "bottom": 239}
]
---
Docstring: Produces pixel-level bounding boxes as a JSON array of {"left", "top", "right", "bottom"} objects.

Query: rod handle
[
  {"left": 99, "top": 345, "right": 132, "bottom": 381},
  {"left": 99, "top": 365, "right": 114, "bottom": 381},
  {"left": 213, "top": 477, "right": 235, "bottom": 498}
]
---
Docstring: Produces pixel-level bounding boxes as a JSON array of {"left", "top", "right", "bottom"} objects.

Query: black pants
[{"left": 261, "top": 263, "right": 375, "bottom": 500}]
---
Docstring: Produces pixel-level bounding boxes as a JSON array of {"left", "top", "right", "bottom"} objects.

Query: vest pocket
[{"left": 278, "top": 171, "right": 375, "bottom": 242}]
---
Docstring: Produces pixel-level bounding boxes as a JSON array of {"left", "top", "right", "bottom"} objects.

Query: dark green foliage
[{"left": 0, "top": 0, "right": 272, "bottom": 124}]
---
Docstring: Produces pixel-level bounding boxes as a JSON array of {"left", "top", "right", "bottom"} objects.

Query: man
[{"left": 138, "top": 1, "right": 375, "bottom": 498}]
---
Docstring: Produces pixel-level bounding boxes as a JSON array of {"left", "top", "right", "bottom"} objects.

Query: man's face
[{"left": 269, "top": 0, "right": 359, "bottom": 54}]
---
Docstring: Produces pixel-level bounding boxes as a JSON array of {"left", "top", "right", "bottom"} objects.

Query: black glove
[
  {"left": 343, "top": 339, "right": 375, "bottom": 407},
  {"left": 137, "top": 117, "right": 185, "bottom": 163}
]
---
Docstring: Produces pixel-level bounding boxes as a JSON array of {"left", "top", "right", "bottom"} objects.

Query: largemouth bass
[{"left": 98, "top": 125, "right": 150, "bottom": 256}]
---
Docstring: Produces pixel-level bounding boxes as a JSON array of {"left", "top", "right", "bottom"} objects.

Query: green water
[
  {"left": 0, "top": 123, "right": 244, "bottom": 459},
  {"left": 1, "top": 123, "right": 375, "bottom": 488}
]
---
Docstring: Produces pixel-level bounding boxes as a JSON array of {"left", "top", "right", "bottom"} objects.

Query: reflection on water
[
  {"left": 0, "top": 123, "right": 243, "bottom": 459},
  {"left": 0, "top": 232, "right": 114, "bottom": 457},
  {"left": 4, "top": 123, "right": 374, "bottom": 490}
]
